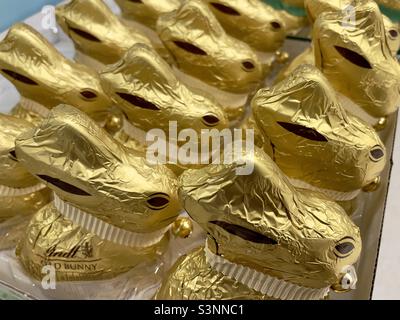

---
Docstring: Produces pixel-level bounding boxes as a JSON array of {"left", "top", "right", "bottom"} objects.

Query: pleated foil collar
[
  {"left": 0, "top": 183, "right": 47, "bottom": 198},
  {"left": 204, "top": 242, "right": 330, "bottom": 300},
  {"left": 53, "top": 193, "right": 170, "bottom": 248},
  {"left": 19, "top": 97, "right": 51, "bottom": 118}
]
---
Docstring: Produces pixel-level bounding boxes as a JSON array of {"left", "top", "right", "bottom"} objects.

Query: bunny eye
[
  {"left": 202, "top": 114, "right": 220, "bottom": 127},
  {"left": 242, "top": 60, "right": 256, "bottom": 71},
  {"left": 334, "top": 238, "right": 355, "bottom": 258},
  {"left": 277, "top": 122, "right": 328, "bottom": 142},
  {"left": 389, "top": 29, "right": 399, "bottom": 39},
  {"left": 2, "top": 69, "right": 38, "bottom": 85},
  {"left": 129, "top": 0, "right": 143, "bottom": 3},
  {"left": 116, "top": 93, "right": 160, "bottom": 111},
  {"left": 80, "top": 90, "right": 98, "bottom": 100},
  {"left": 147, "top": 193, "right": 170, "bottom": 210},
  {"left": 210, "top": 2, "right": 241, "bottom": 16},
  {"left": 270, "top": 21, "right": 282, "bottom": 30},
  {"left": 210, "top": 221, "right": 278, "bottom": 245},
  {"left": 68, "top": 26, "right": 101, "bottom": 42},
  {"left": 8, "top": 150, "right": 18, "bottom": 161},
  {"left": 370, "top": 146, "right": 384, "bottom": 161},
  {"left": 334, "top": 46, "right": 372, "bottom": 69},
  {"left": 37, "top": 175, "right": 91, "bottom": 196},
  {"left": 173, "top": 41, "right": 208, "bottom": 56}
]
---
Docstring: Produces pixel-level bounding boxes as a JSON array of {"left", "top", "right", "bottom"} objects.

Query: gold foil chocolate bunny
[
  {"left": 0, "top": 23, "right": 111, "bottom": 126},
  {"left": 16, "top": 105, "right": 181, "bottom": 281},
  {"left": 313, "top": 1, "right": 400, "bottom": 124},
  {"left": 100, "top": 43, "right": 229, "bottom": 171},
  {"left": 56, "top": 0, "right": 153, "bottom": 70},
  {"left": 0, "top": 114, "right": 50, "bottom": 248},
  {"left": 156, "top": 0, "right": 264, "bottom": 125},
  {"left": 252, "top": 64, "right": 386, "bottom": 203},
  {"left": 156, "top": 146, "right": 362, "bottom": 300},
  {"left": 305, "top": 0, "right": 400, "bottom": 56},
  {"left": 203, "top": 0, "right": 286, "bottom": 54}
]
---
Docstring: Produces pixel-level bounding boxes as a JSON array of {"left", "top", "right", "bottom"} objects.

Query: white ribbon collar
[
  {"left": 19, "top": 97, "right": 50, "bottom": 118},
  {"left": 53, "top": 193, "right": 170, "bottom": 248},
  {"left": 0, "top": 183, "right": 47, "bottom": 197}
]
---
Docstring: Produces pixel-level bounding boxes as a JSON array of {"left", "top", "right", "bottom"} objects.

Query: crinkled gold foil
[
  {"left": 0, "top": 23, "right": 111, "bottom": 124},
  {"left": 203, "top": 0, "right": 286, "bottom": 52},
  {"left": 115, "top": 0, "right": 181, "bottom": 30},
  {"left": 305, "top": 0, "right": 400, "bottom": 57},
  {"left": 15, "top": 105, "right": 181, "bottom": 281},
  {"left": 312, "top": 1, "right": 400, "bottom": 119},
  {"left": 156, "top": 146, "right": 361, "bottom": 299},
  {"left": 252, "top": 64, "right": 386, "bottom": 194},
  {"left": 156, "top": 0, "right": 264, "bottom": 94},
  {"left": 0, "top": 114, "right": 51, "bottom": 222},
  {"left": 56, "top": 0, "right": 153, "bottom": 65}
]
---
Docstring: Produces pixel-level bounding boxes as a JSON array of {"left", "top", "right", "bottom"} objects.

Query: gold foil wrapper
[
  {"left": 312, "top": 1, "right": 400, "bottom": 118},
  {"left": 305, "top": 0, "right": 400, "bottom": 57},
  {"left": 56, "top": 0, "right": 153, "bottom": 66},
  {"left": 252, "top": 64, "right": 386, "bottom": 195},
  {"left": 156, "top": 146, "right": 361, "bottom": 299},
  {"left": 15, "top": 105, "right": 181, "bottom": 281},
  {"left": 0, "top": 114, "right": 51, "bottom": 222},
  {"left": 156, "top": 0, "right": 264, "bottom": 94},
  {"left": 0, "top": 23, "right": 111, "bottom": 124},
  {"left": 100, "top": 44, "right": 228, "bottom": 161},
  {"left": 115, "top": 0, "right": 181, "bottom": 30},
  {"left": 203, "top": 0, "right": 286, "bottom": 52}
]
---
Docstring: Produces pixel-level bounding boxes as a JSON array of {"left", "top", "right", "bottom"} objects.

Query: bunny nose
[
  {"left": 202, "top": 114, "right": 220, "bottom": 127},
  {"left": 331, "top": 265, "right": 358, "bottom": 293},
  {"left": 241, "top": 60, "right": 256, "bottom": 72}
]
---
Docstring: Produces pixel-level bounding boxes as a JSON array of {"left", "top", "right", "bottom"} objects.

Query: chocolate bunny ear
[{"left": 56, "top": 0, "right": 152, "bottom": 65}]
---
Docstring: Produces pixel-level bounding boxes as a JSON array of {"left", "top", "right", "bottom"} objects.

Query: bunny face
[
  {"left": 0, "top": 24, "right": 111, "bottom": 122},
  {"left": 179, "top": 147, "right": 361, "bottom": 290},
  {"left": 0, "top": 114, "right": 38, "bottom": 188},
  {"left": 15, "top": 105, "right": 181, "bottom": 233},
  {"left": 56, "top": 0, "right": 153, "bottom": 65},
  {"left": 312, "top": 2, "right": 400, "bottom": 119},
  {"left": 203, "top": 0, "right": 286, "bottom": 52},
  {"left": 252, "top": 64, "right": 386, "bottom": 195},
  {"left": 115, "top": 0, "right": 181, "bottom": 30},
  {"left": 156, "top": 0, "right": 263, "bottom": 94},
  {"left": 305, "top": 0, "right": 400, "bottom": 56},
  {"left": 100, "top": 44, "right": 228, "bottom": 136}
]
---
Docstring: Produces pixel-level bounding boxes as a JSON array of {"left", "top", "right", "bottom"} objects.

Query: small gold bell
[
  {"left": 374, "top": 117, "right": 387, "bottom": 131},
  {"left": 104, "top": 113, "right": 123, "bottom": 134},
  {"left": 171, "top": 217, "right": 193, "bottom": 239},
  {"left": 275, "top": 50, "right": 290, "bottom": 64},
  {"left": 362, "top": 176, "right": 381, "bottom": 193}
]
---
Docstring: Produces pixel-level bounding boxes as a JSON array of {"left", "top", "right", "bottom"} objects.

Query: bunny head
[
  {"left": 100, "top": 44, "right": 228, "bottom": 141},
  {"left": 56, "top": 0, "right": 153, "bottom": 66},
  {"left": 177, "top": 146, "right": 361, "bottom": 296},
  {"left": 156, "top": 0, "right": 263, "bottom": 94},
  {"left": 0, "top": 114, "right": 50, "bottom": 223},
  {"left": 305, "top": 0, "right": 400, "bottom": 56},
  {"left": 203, "top": 0, "right": 286, "bottom": 52},
  {"left": 15, "top": 105, "right": 181, "bottom": 233},
  {"left": 0, "top": 23, "right": 111, "bottom": 122},
  {"left": 115, "top": 0, "right": 181, "bottom": 30},
  {"left": 252, "top": 64, "right": 386, "bottom": 199},
  {"left": 312, "top": 1, "right": 400, "bottom": 119}
]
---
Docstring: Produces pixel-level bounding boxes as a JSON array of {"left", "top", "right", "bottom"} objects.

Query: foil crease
[
  {"left": 156, "top": 146, "right": 361, "bottom": 299},
  {"left": 156, "top": 0, "right": 264, "bottom": 94},
  {"left": 312, "top": 0, "right": 400, "bottom": 118},
  {"left": 252, "top": 64, "right": 386, "bottom": 194},
  {"left": 56, "top": 0, "right": 154, "bottom": 65},
  {"left": 203, "top": 0, "right": 287, "bottom": 52},
  {"left": 0, "top": 23, "right": 111, "bottom": 124},
  {"left": 14, "top": 105, "right": 182, "bottom": 281},
  {"left": 115, "top": 0, "right": 181, "bottom": 30}
]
